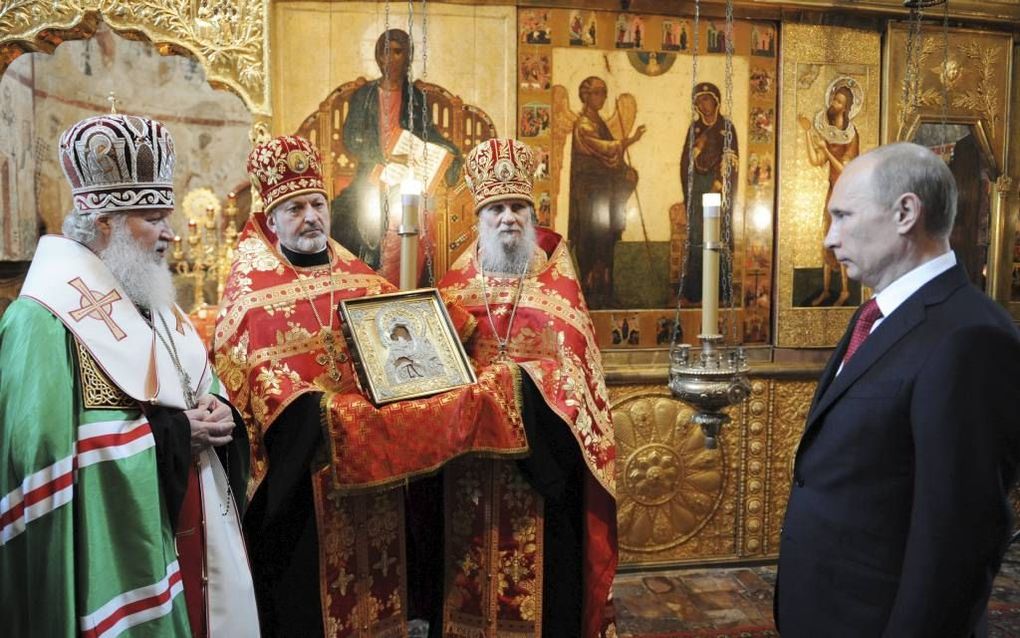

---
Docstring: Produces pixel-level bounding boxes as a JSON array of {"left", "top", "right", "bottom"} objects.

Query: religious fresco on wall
[
  {"left": 662, "top": 20, "right": 689, "bottom": 52},
  {"left": 520, "top": 53, "right": 552, "bottom": 90},
  {"left": 286, "top": 3, "right": 516, "bottom": 287},
  {"left": 568, "top": 10, "right": 597, "bottom": 47},
  {"left": 0, "top": 62, "right": 37, "bottom": 261},
  {"left": 791, "top": 75, "right": 863, "bottom": 308},
  {"left": 326, "top": 28, "right": 465, "bottom": 284},
  {"left": 750, "top": 24, "right": 777, "bottom": 58},
  {"left": 521, "top": 9, "right": 551, "bottom": 45},
  {"left": 776, "top": 24, "right": 881, "bottom": 347},
  {"left": 0, "top": 22, "right": 252, "bottom": 259},
  {"left": 518, "top": 9, "right": 778, "bottom": 348}
]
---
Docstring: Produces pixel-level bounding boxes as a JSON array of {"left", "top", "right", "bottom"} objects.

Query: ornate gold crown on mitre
[
  {"left": 58, "top": 114, "right": 176, "bottom": 215},
  {"left": 246, "top": 135, "right": 327, "bottom": 212},
  {"left": 463, "top": 138, "right": 535, "bottom": 213}
]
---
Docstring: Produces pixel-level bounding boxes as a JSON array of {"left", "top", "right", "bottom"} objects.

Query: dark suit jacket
[{"left": 775, "top": 265, "right": 1020, "bottom": 637}]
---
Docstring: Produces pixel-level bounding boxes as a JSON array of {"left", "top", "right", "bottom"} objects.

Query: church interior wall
[{"left": 1, "top": 0, "right": 1019, "bottom": 568}]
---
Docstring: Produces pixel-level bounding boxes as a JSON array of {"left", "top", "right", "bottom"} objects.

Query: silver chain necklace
[
  {"left": 479, "top": 258, "right": 528, "bottom": 362},
  {"left": 153, "top": 311, "right": 234, "bottom": 516},
  {"left": 154, "top": 311, "right": 197, "bottom": 410}
]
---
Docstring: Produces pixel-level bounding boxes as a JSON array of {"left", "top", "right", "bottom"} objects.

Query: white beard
[
  {"left": 99, "top": 221, "right": 177, "bottom": 311},
  {"left": 478, "top": 221, "right": 537, "bottom": 275}
]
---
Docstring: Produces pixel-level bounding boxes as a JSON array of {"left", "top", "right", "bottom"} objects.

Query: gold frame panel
[
  {"left": 0, "top": 0, "right": 270, "bottom": 116},
  {"left": 612, "top": 376, "right": 817, "bottom": 567},
  {"left": 1006, "top": 44, "right": 1020, "bottom": 318},
  {"left": 883, "top": 23, "right": 1014, "bottom": 302},
  {"left": 775, "top": 23, "right": 881, "bottom": 347},
  {"left": 338, "top": 288, "right": 478, "bottom": 405}
]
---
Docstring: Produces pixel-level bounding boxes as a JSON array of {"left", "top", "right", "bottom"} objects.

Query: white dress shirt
[{"left": 836, "top": 250, "right": 957, "bottom": 375}]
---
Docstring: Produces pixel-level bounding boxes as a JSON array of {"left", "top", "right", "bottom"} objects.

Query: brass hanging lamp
[{"left": 668, "top": 0, "right": 750, "bottom": 450}]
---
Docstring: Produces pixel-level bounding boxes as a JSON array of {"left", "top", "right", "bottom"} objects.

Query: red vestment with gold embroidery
[
  {"left": 214, "top": 215, "right": 528, "bottom": 636},
  {"left": 438, "top": 228, "right": 618, "bottom": 638}
]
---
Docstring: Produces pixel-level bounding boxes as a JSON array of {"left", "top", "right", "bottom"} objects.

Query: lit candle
[
  {"left": 172, "top": 235, "right": 184, "bottom": 261},
  {"left": 701, "top": 192, "right": 721, "bottom": 337}
]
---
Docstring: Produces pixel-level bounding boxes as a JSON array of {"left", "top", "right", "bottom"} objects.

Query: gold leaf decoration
[
  {"left": 953, "top": 41, "right": 1000, "bottom": 138},
  {"left": 0, "top": 0, "right": 268, "bottom": 114}
]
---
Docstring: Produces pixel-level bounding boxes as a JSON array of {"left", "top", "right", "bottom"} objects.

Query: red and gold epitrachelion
[
  {"left": 439, "top": 228, "right": 617, "bottom": 638},
  {"left": 215, "top": 213, "right": 528, "bottom": 635}
]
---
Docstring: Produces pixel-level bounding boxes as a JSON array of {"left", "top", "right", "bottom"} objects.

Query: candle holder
[
  {"left": 172, "top": 188, "right": 239, "bottom": 314},
  {"left": 668, "top": 191, "right": 750, "bottom": 449},
  {"left": 668, "top": 336, "right": 751, "bottom": 449}
]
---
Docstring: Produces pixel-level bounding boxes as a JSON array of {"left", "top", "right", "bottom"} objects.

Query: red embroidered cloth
[
  {"left": 214, "top": 214, "right": 526, "bottom": 635},
  {"left": 439, "top": 228, "right": 618, "bottom": 637}
]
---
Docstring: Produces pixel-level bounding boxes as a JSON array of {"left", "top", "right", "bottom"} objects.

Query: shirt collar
[{"left": 874, "top": 250, "right": 957, "bottom": 319}]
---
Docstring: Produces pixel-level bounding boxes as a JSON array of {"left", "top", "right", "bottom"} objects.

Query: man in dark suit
[{"left": 775, "top": 142, "right": 1020, "bottom": 637}]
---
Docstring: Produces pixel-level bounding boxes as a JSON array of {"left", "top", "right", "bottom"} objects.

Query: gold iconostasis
[{"left": 2, "top": 0, "right": 1020, "bottom": 567}]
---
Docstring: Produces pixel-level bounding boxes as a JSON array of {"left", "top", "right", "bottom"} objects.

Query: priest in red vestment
[
  {"left": 214, "top": 135, "right": 528, "bottom": 637},
  {"left": 438, "top": 138, "right": 618, "bottom": 637}
]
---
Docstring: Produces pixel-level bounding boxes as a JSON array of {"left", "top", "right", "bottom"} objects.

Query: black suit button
[{"left": 794, "top": 475, "right": 805, "bottom": 487}]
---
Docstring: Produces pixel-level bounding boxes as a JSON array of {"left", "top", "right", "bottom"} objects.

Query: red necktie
[{"left": 842, "top": 298, "right": 883, "bottom": 364}]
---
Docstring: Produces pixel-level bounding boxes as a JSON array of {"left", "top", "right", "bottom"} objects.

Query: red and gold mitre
[
  {"left": 246, "top": 135, "right": 327, "bottom": 212},
  {"left": 463, "top": 137, "right": 535, "bottom": 213},
  {"left": 59, "top": 114, "right": 175, "bottom": 215}
]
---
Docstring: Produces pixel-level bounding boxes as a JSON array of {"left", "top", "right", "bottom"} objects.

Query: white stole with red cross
[
  {"left": 19, "top": 235, "right": 210, "bottom": 409},
  {"left": 21, "top": 235, "right": 261, "bottom": 636}
]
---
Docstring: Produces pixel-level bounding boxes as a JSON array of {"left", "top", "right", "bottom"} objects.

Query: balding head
[
  {"left": 865, "top": 142, "right": 957, "bottom": 239},
  {"left": 824, "top": 142, "right": 957, "bottom": 291}
]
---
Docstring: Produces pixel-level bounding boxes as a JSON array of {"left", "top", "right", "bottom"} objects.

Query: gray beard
[
  {"left": 478, "top": 222, "right": 537, "bottom": 275},
  {"left": 288, "top": 233, "right": 327, "bottom": 254},
  {"left": 99, "top": 223, "right": 177, "bottom": 311}
]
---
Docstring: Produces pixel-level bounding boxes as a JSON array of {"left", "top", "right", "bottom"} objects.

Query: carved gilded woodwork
[
  {"left": 614, "top": 390, "right": 727, "bottom": 557},
  {"left": 763, "top": 380, "right": 814, "bottom": 555},
  {"left": 884, "top": 24, "right": 1014, "bottom": 300},
  {"left": 612, "top": 377, "right": 817, "bottom": 567},
  {"left": 884, "top": 24, "right": 1011, "bottom": 175},
  {"left": 0, "top": 0, "right": 269, "bottom": 115}
]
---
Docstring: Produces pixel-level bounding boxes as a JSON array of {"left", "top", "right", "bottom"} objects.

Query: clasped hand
[{"left": 185, "top": 394, "right": 234, "bottom": 453}]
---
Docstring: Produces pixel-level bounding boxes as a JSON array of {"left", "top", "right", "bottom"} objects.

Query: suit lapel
[
  {"left": 807, "top": 308, "right": 857, "bottom": 412},
  {"left": 803, "top": 265, "right": 969, "bottom": 436}
]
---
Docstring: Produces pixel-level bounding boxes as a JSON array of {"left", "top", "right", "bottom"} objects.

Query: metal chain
[
  {"left": 154, "top": 311, "right": 197, "bottom": 410},
  {"left": 902, "top": 4, "right": 924, "bottom": 133},
  {"left": 722, "top": 0, "right": 737, "bottom": 345},
  {"left": 406, "top": 0, "right": 415, "bottom": 129},
  {"left": 479, "top": 262, "right": 529, "bottom": 361},
  {"left": 939, "top": 0, "right": 950, "bottom": 147},
  {"left": 421, "top": 0, "right": 428, "bottom": 80},
  {"left": 156, "top": 307, "right": 236, "bottom": 515},
  {"left": 384, "top": 0, "right": 391, "bottom": 60},
  {"left": 380, "top": 0, "right": 391, "bottom": 261},
  {"left": 672, "top": 0, "right": 700, "bottom": 353},
  {"left": 421, "top": 0, "right": 435, "bottom": 286}
]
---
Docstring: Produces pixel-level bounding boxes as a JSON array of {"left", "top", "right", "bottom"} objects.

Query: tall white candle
[
  {"left": 701, "top": 192, "right": 721, "bottom": 337},
  {"left": 399, "top": 177, "right": 423, "bottom": 290}
]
